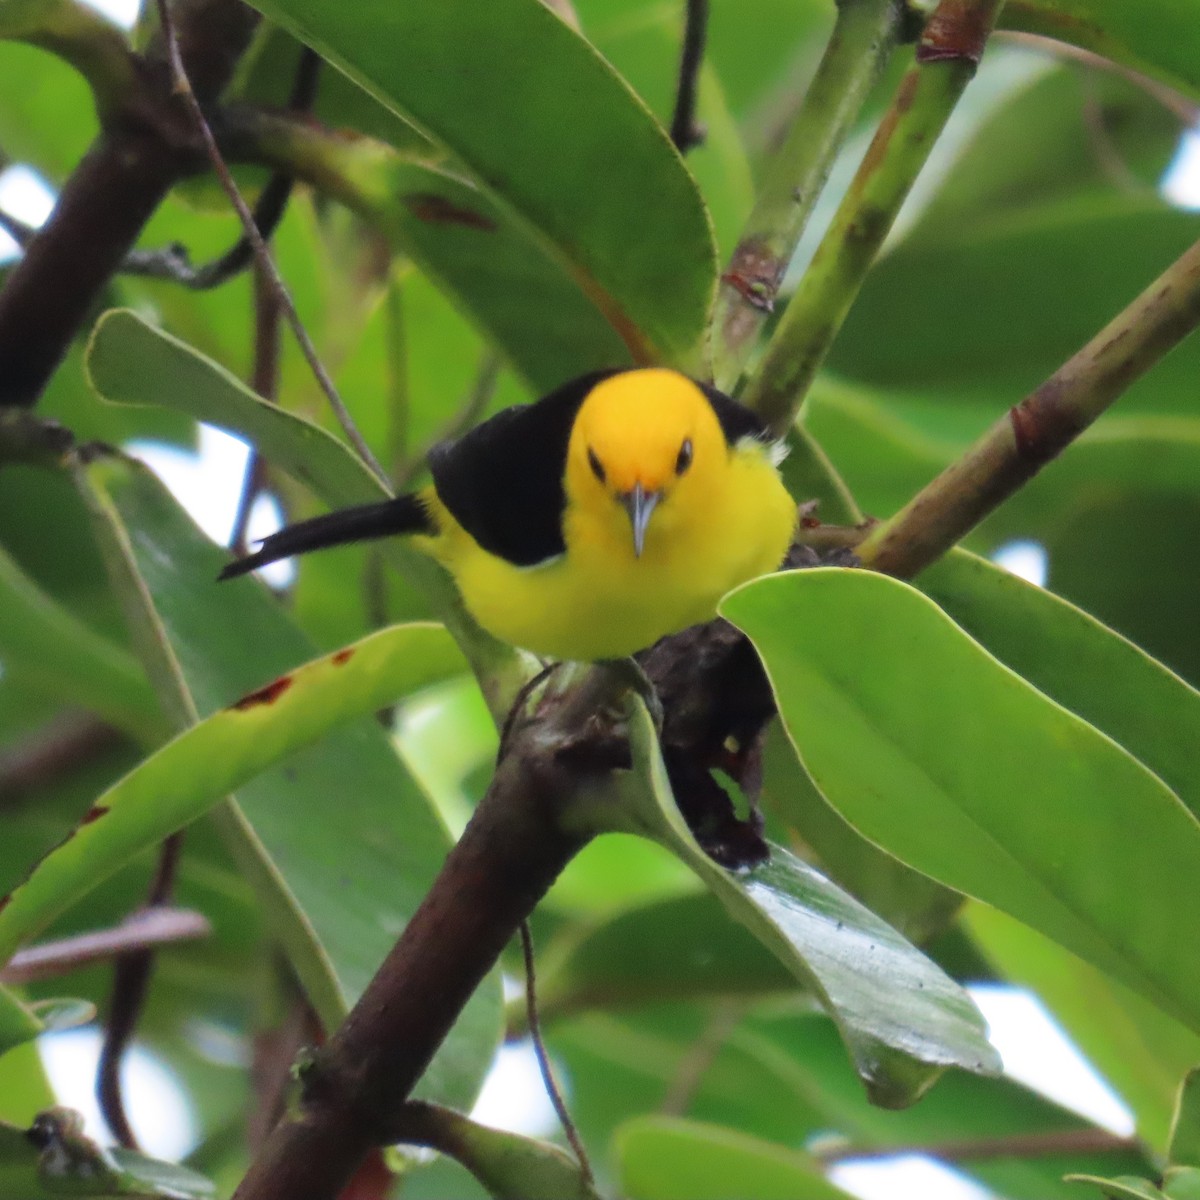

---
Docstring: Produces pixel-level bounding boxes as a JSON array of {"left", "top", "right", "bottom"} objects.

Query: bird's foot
[
  {"left": 496, "top": 661, "right": 557, "bottom": 763},
  {"left": 599, "top": 657, "right": 664, "bottom": 735}
]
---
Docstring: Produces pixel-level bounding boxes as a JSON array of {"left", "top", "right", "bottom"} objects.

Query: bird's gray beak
[{"left": 620, "top": 482, "right": 661, "bottom": 558}]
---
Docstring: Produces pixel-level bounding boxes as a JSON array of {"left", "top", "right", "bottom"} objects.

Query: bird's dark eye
[
  {"left": 587, "top": 446, "right": 606, "bottom": 483},
  {"left": 675, "top": 438, "right": 694, "bottom": 475}
]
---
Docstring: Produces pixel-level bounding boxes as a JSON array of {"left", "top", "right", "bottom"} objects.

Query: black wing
[{"left": 428, "top": 369, "right": 617, "bottom": 567}]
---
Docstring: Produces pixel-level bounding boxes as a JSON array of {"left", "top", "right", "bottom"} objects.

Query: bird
[{"left": 220, "top": 367, "right": 797, "bottom": 662}]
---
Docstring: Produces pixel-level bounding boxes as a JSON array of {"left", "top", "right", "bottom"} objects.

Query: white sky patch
[
  {"left": 969, "top": 985, "right": 1134, "bottom": 1135},
  {"left": 1162, "top": 124, "right": 1200, "bottom": 212},
  {"left": 469, "top": 1040, "right": 559, "bottom": 1138},
  {"left": 0, "top": 164, "right": 57, "bottom": 263},
  {"left": 991, "top": 538, "right": 1048, "bottom": 587},
  {"left": 39, "top": 1027, "right": 197, "bottom": 1159},
  {"left": 77, "top": 0, "right": 141, "bottom": 28},
  {"left": 831, "top": 1154, "right": 994, "bottom": 1200},
  {"left": 125, "top": 424, "right": 292, "bottom": 587}
]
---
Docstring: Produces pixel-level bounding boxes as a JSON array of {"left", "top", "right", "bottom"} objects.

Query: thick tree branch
[
  {"left": 231, "top": 726, "right": 591, "bottom": 1200},
  {"left": 0, "top": 0, "right": 260, "bottom": 408}
]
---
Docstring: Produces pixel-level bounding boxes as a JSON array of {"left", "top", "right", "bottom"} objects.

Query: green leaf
[
  {"left": 410, "top": 1107, "right": 600, "bottom": 1200},
  {"left": 532, "top": 891, "right": 798, "bottom": 1026},
  {"left": 722, "top": 569, "right": 1200, "bottom": 1035},
  {"left": 1170, "top": 1070, "right": 1200, "bottom": 1169},
  {"left": 761, "top": 723, "right": 962, "bottom": 945},
  {"left": 0, "top": 614, "right": 463, "bottom": 962},
  {"left": 0, "top": 986, "right": 43, "bottom": 1057},
  {"left": 827, "top": 196, "right": 1200, "bottom": 416},
  {"left": 0, "top": 1109, "right": 215, "bottom": 1198},
  {"left": 0, "top": 541, "right": 162, "bottom": 741},
  {"left": 1165, "top": 1167, "right": 1200, "bottom": 1200},
  {"left": 66, "top": 449, "right": 500, "bottom": 1108},
  {"left": 1066, "top": 1174, "right": 1168, "bottom": 1200},
  {"left": 1002, "top": 0, "right": 1200, "bottom": 100},
  {"left": 920, "top": 550, "right": 1200, "bottom": 822},
  {"left": 610, "top": 698, "right": 999, "bottom": 1106},
  {"left": 615, "top": 1116, "right": 855, "bottom": 1200},
  {"left": 238, "top": 0, "right": 716, "bottom": 367}
]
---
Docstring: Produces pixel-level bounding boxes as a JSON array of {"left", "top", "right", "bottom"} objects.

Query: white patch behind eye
[{"left": 733, "top": 433, "right": 789, "bottom": 467}]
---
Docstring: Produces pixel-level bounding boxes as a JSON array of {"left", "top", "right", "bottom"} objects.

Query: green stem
[
  {"left": 741, "top": 0, "right": 1006, "bottom": 436},
  {"left": 857, "top": 230, "right": 1200, "bottom": 578},
  {"left": 0, "top": 0, "right": 137, "bottom": 115},
  {"left": 709, "top": 0, "right": 904, "bottom": 392}
]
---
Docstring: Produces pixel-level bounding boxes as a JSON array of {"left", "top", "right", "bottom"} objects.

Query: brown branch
[
  {"left": 669, "top": 0, "right": 709, "bottom": 153},
  {"left": 0, "top": 712, "right": 122, "bottom": 805},
  {"left": 97, "top": 830, "right": 185, "bottom": 1149},
  {"left": 857, "top": 231, "right": 1200, "bottom": 577},
  {"left": 816, "top": 1127, "right": 1142, "bottom": 1164},
  {"left": 0, "top": 906, "right": 210, "bottom": 985},
  {"left": 153, "top": 0, "right": 387, "bottom": 484},
  {"left": 231, "top": 729, "right": 591, "bottom": 1200},
  {"left": 0, "top": 0, "right": 260, "bottom": 408}
]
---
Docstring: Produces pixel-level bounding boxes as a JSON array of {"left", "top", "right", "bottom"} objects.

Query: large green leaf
[
  {"left": 606, "top": 699, "right": 999, "bottom": 1106},
  {"left": 532, "top": 891, "right": 798, "bottom": 1026},
  {"left": 616, "top": 1116, "right": 855, "bottom": 1200},
  {"left": 0, "top": 616, "right": 464, "bottom": 973},
  {"left": 0, "top": 541, "right": 162, "bottom": 740},
  {"left": 723, "top": 569, "right": 1200, "bottom": 1034},
  {"left": 827, "top": 196, "right": 1200, "bottom": 417},
  {"left": 238, "top": 0, "right": 716, "bottom": 368},
  {"left": 920, "top": 550, "right": 1200, "bottom": 821},
  {"left": 67, "top": 450, "right": 500, "bottom": 1108}
]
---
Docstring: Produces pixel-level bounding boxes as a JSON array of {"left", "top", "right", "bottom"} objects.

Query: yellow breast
[{"left": 422, "top": 441, "right": 795, "bottom": 661}]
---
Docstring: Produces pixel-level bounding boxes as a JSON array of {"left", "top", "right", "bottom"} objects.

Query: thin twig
[
  {"left": 0, "top": 907, "right": 211, "bottom": 985},
  {"left": 0, "top": 713, "right": 123, "bottom": 806},
  {"left": 518, "top": 920, "right": 593, "bottom": 1184},
  {"left": 815, "top": 1127, "right": 1142, "bottom": 1164},
  {"left": 97, "top": 831, "right": 185, "bottom": 1149},
  {"left": 153, "top": 0, "right": 387, "bottom": 484},
  {"left": 669, "top": 0, "right": 708, "bottom": 153},
  {"left": 660, "top": 1000, "right": 743, "bottom": 1116}
]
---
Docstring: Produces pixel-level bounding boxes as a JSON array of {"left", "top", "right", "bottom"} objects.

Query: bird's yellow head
[{"left": 564, "top": 368, "right": 729, "bottom": 559}]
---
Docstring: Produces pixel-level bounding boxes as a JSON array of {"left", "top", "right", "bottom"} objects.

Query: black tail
[{"left": 218, "top": 493, "right": 433, "bottom": 580}]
